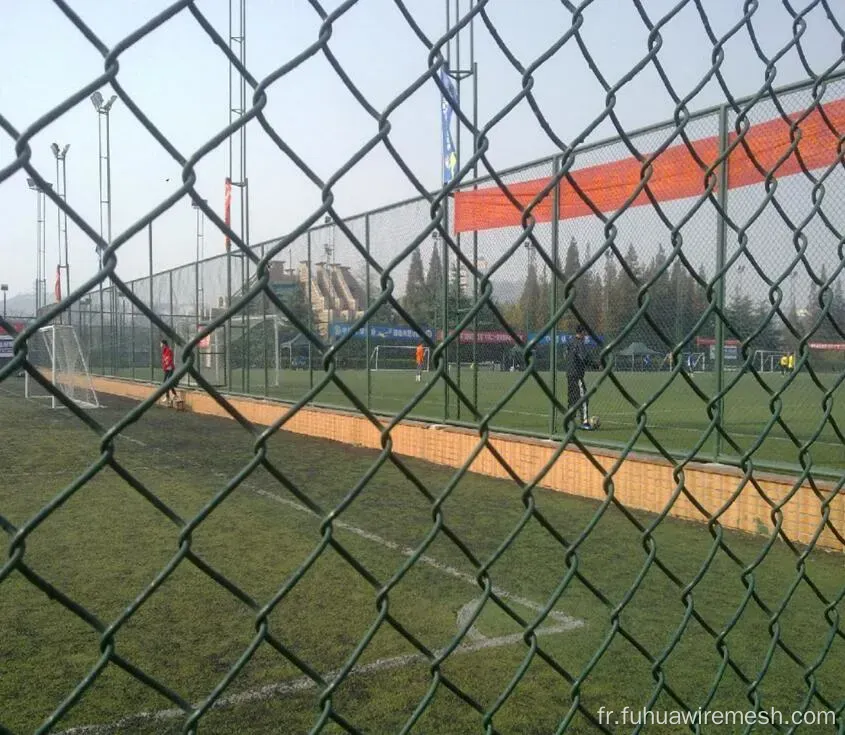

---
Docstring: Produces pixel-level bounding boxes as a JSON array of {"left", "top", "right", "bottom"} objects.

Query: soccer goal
[
  {"left": 753, "top": 349, "right": 782, "bottom": 373},
  {"left": 369, "top": 344, "right": 430, "bottom": 372},
  {"left": 25, "top": 325, "right": 100, "bottom": 409},
  {"left": 683, "top": 352, "right": 707, "bottom": 372}
]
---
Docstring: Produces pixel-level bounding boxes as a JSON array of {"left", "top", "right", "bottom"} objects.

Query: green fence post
[
  {"left": 365, "top": 214, "right": 372, "bottom": 410},
  {"left": 550, "top": 154, "right": 561, "bottom": 437},
  {"left": 149, "top": 222, "right": 154, "bottom": 383},
  {"left": 714, "top": 104, "right": 730, "bottom": 460},
  {"left": 226, "top": 248, "right": 232, "bottom": 390},
  {"left": 307, "top": 230, "right": 313, "bottom": 391},
  {"left": 443, "top": 201, "right": 449, "bottom": 423}
]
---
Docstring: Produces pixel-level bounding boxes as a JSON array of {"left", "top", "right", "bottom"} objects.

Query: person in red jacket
[{"left": 160, "top": 339, "right": 178, "bottom": 405}]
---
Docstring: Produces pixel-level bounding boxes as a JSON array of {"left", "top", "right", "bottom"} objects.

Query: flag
[
  {"left": 54, "top": 265, "right": 62, "bottom": 302},
  {"left": 224, "top": 177, "right": 232, "bottom": 252},
  {"left": 440, "top": 68, "right": 458, "bottom": 185}
]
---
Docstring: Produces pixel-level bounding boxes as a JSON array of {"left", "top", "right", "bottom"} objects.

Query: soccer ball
[{"left": 589, "top": 415, "right": 601, "bottom": 430}]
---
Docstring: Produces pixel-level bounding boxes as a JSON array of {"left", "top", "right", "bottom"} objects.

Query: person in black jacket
[{"left": 568, "top": 324, "right": 592, "bottom": 430}]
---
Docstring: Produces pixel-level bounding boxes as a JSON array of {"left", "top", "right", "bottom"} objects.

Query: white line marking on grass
[
  {"left": 56, "top": 622, "right": 577, "bottom": 735},
  {"left": 456, "top": 595, "right": 581, "bottom": 643},
  {"left": 254, "top": 487, "right": 583, "bottom": 633}
]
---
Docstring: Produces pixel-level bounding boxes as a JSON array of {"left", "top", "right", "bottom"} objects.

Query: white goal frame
[
  {"left": 683, "top": 352, "right": 707, "bottom": 372},
  {"left": 753, "top": 349, "right": 783, "bottom": 373},
  {"left": 369, "top": 344, "right": 430, "bottom": 372},
  {"left": 25, "top": 324, "right": 100, "bottom": 409}
]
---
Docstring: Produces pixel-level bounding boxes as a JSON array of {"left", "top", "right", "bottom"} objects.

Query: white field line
[
  {"left": 47, "top": 455, "right": 583, "bottom": 735},
  {"left": 254, "top": 487, "right": 583, "bottom": 632},
  {"left": 55, "top": 621, "right": 577, "bottom": 735}
]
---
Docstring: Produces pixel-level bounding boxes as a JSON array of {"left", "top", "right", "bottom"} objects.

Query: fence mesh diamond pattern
[{"left": 1, "top": 1, "right": 843, "bottom": 734}]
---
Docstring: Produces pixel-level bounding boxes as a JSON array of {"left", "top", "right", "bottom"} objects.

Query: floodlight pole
[
  {"left": 192, "top": 200, "right": 206, "bottom": 346},
  {"left": 1, "top": 284, "right": 7, "bottom": 319},
  {"left": 228, "top": 0, "right": 250, "bottom": 393},
  {"left": 443, "top": 0, "right": 477, "bottom": 422},
  {"left": 92, "top": 92, "right": 118, "bottom": 374},
  {"left": 51, "top": 143, "right": 71, "bottom": 324},
  {"left": 27, "top": 179, "right": 50, "bottom": 315}
]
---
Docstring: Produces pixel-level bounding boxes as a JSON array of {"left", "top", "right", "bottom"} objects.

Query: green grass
[
  {"left": 106, "top": 363, "right": 843, "bottom": 472},
  {"left": 0, "top": 381, "right": 843, "bottom": 734}
]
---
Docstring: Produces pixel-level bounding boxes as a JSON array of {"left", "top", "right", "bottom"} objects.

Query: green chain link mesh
[{"left": 1, "top": 1, "right": 843, "bottom": 733}]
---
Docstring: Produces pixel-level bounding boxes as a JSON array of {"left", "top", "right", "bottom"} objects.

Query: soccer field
[
  {"left": 1, "top": 382, "right": 843, "bottom": 734},
  {"left": 173, "top": 365, "right": 844, "bottom": 473}
]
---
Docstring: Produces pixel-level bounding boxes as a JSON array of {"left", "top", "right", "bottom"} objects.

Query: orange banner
[{"left": 454, "top": 98, "right": 845, "bottom": 233}]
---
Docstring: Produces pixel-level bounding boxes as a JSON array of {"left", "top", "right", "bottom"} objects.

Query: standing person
[
  {"left": 567, "top": 324, "right": 592, "bottom": 430},
  {"left": 160, "top": 339, "right": 178, "bottom": 405},
  {"left": 415, "top": 342, "right": 425, "bottom": 382}
]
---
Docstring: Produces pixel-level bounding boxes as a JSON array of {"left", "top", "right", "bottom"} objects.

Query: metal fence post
[
  {"left": 443, "top": 200, "right": 449, "bottom": 422},
  {"left": 130, "top": 285, "right": 135, "bottom": 381},
  {"left": 149, "top": 222, "right": 154, "bottom": 383},
  {"left": 226, "top": 248, "right": 232, "bottom": 390},
  {"left": 714, "top": 104, "right": 730, "bottom": 460},
  {"left": 550, "top": 154, "right": 561, "bottom": 436},
  {"left": 365, "top": 214, "right": 372, "bottom": 410},
  {"left": 307, "top": 230, "right": 313, "bottom": 391}
]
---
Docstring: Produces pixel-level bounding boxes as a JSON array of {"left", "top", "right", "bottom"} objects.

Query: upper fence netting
[{"left": 1, "top": 1, "right": 843, "bottom": 733}]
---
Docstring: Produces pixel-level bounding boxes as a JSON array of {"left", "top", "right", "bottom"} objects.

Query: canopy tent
[{"left": 615, "top": 342, "right": 663, "bottom": 371}]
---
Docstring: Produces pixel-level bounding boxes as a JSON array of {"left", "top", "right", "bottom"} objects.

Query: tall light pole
[
  {"left": 1, "top": 284, "right": 7, "bottom": 319},
  {"left": 51, "top": 143, "right": 71, "bottom": 323},
  {"left": 26, "top": 178, "right": 51, "bottom": 315},
  {"left": 91, "top": 91, "right": 117, "bottom": 373},
  {"left": 192, "top": 199, "right": 206, "bottom": 323}
]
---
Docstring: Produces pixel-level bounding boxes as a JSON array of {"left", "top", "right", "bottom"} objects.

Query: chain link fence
[
  {"left": 1, "top": 1, "right": 844, "bottom": 733},
  {"left": 59, "top": 71, "right": 845, "bottom": 474}
]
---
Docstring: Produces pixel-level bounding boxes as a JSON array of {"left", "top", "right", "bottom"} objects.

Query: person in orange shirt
[{"left": 415, "top": 343, "right": 425, "bottom": 382}]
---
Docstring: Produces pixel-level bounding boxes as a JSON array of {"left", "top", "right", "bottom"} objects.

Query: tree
[
  {"left": 519, "top": 256, "right": 543, "bottom": 332},
  {"left": 559, "top": 236, "right": 583, "bottom": 331},
  {"left": 832, "top": 277, "right": 845, "bottom": 339},
  {"left": 402, "top": 248, "right": 428, "bottom": 324},
  {"left": 537, "top": 266, "right": 551, "bottom": 331},
  {"left": 805, "top": 265, "right": 842, "bottom": 342},
  {"left": 613, "top": 243, "right": 644, "bottom": 343},
  {"left": 425, "top": 243, "right": 445, "bottom": 327},
  {"left": 643, "top": 243, "right": 672, "bottom": 347},
  {"left": 602, "top": 252, "right": 619, "bottom": 337},
  {"left": 581, "top": 243, "right": 603, "bottom": 337},
  {"left": 725, "top": 290, "right": 756, "bottom": 343}
]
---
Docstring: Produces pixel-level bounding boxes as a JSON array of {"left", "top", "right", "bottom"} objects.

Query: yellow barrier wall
[{"left": 88, "top": 375, "right": 844, "bottom": 553}]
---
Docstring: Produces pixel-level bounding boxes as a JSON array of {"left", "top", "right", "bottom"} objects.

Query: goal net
[
  {"left": 753, "top": 349, "right": 783, "bottom": 373},
  {"left": 369, "top": 344, "right": 430, "bottom": 372},
  {"left": 25, "top": 325, "right": 100, "bottom": 409},
  {"left": 683, "top": 352, "right": 707, "bottom": 372}
]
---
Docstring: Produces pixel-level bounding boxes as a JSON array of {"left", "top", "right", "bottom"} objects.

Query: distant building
[{"left": 210, "top": 259, "right": 367, "bottom": 338}]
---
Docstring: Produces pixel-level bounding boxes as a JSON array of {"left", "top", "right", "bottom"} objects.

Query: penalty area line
[{"left": 55, "top": 623, "right": 577, "bottom": 735}]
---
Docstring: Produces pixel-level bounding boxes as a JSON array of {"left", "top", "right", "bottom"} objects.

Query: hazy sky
[{"left": 1, "top": 0, "right": 843, "bottom": 308}]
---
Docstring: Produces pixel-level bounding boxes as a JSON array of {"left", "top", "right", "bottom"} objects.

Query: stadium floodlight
[{"left": 90, "top": 91, "right": 104, "bottom": 110}]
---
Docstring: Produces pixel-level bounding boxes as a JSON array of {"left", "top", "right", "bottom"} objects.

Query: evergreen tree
[
  {"left": 403, "top": 248, "right": 428, "bottom": 323},
  {"left": 725, "top": 290, "right": 756, "bottom": 343},
  {"left": 425, "top": 244, "right": 445, "bottom": 327},
  {"left": 581, "top": 243, "right": 603, "bottom": 336},
  {"left": 559, "top": 236, "right": 583, "bottom": 331},
  {"left": 832, "top": 277, "right": 845, "bottom": 339},
  {"left": 691, "top": 263, "right": 713, "bottom": 340},
  {"left": 751, "top": 300, "right": 783, "bottom": 352},
  {"left": 805, "top": 265, "right": 841, "bottom": 341},
  {"left": 615, "top": 243, "right": 643, "bottom": 342},
  {"left": 537, "top": 266, "right": 551, "bottom": 331},
  {"left": 519, "top": 256, "right": 542, "bottom": 332},
  {"left": 602, "top": 252, "right": 619, "bottom": 337}
]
